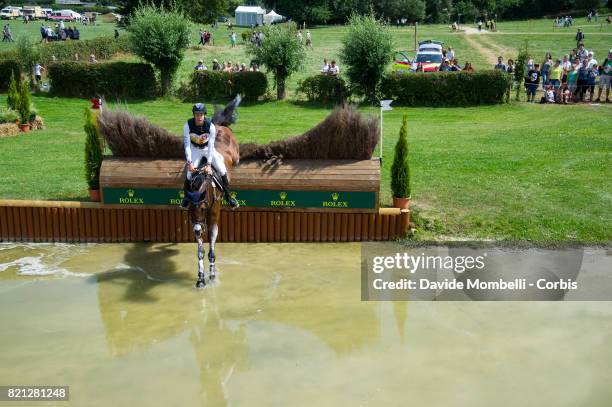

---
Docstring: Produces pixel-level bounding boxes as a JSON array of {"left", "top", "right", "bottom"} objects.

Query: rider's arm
[
  {"left": 207, "top": 123, "right": 216, "bottom": 165},
  {"left": 183, "top": 122, "right": 192, "bottom": 164}
]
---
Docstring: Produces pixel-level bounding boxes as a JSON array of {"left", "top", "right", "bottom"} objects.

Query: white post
[{"left": 379, "top": 100, "right": 393, "bottom": 166}]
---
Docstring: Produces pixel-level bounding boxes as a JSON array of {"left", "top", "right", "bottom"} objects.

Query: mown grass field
[{"left": 0, "top": 17, "right": 611, "bottom": 241}]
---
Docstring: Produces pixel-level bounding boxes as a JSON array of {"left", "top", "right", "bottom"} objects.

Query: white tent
[
  {"left": 235, "top": 6, "right": 265, "bottom": 27},
  {"left": 264, "top": 10, "right": 283, "bottom": 25}
]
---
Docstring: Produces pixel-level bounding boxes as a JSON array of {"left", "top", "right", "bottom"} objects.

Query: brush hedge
[
  {"left": 0, "top": 60, "right": 21, "bottom": 92},
  {"left": 381, "top": 70, "right": 511, "bottom": 106},
  {"left": 48, "top": 62, "right": 157, "bottom": 99},
  {"left": 184, "top": 71, "right": 268, "bottom": 102},
  {"left": 296, "top": 75, "right": 350, "bottom": 105}
]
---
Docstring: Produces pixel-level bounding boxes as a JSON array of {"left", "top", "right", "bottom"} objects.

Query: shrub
[
  {"left": 241, "top": 30, "right": 252, "bottom": 43},
  {"left": 39, "top": 36, "right": 132, "bottom": 65},
  {"left": 16, "top": 36, "right": 41, "bottom": 86},
  {"left": 391, "top": 115, "right": 411, "bottom": 199},
  {"left": 246, "top": 22, "right": 306, "bottom": 100},
  {"left": 515, "top": 40, "right": 529, "bottom": 101},
  {"left": 128, "top": 5, "right": 191, "bottom": 95},
  {"left": 381, "top": 70, "right": 512, "bottom": 106},
  {"left": 17, "top": 80, "right": 31, "bottom": 124},
  {"left": 184, "top": 71, "right": 268, "bottom": 102},
  {"left": 6, "top": 72, "right": 19, "bottom": 111},
  {"left": 48, "top": 62, "right": 157, "bottom": 99},
  {"left": 84, "top": 108, "right": 103, "bottom": 190},
  {"left": 296, "top": 74, "right": 350, "bottom": 104},
  {"left": 0, "top": 60, "right": 21, "bottom": 92},
  {"left": 340, "top": 13, "right": 394, "bottom": 105},
  {"left": 0, "top": 107, "right": 19, "bottom": 124}
]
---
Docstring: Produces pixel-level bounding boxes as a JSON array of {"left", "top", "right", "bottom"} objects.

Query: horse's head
[{"left": 187, "top": 170, "right": 222, "bottom": 224}]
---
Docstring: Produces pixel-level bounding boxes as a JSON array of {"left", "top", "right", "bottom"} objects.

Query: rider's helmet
[{"left": 192, "top": 103, "right": 207, "bottom": 115}]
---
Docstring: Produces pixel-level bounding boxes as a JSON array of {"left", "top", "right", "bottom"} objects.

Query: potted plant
[
  {"left": 391, "top": 115, "right": 411, "bottom": 210},
  {"left": 84, "top": 108, "right": 104, "bottom": 201},
  {"left": 17, "top": 79, "right": 31, "bottom": 133}
]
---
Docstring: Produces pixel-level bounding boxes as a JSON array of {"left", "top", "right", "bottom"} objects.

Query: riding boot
[
  {"left": 221, "top": 174, "right": 239, "bottom": 209},
  {"left": 179, "top": 178, "right": 190, "bottom": 210}
]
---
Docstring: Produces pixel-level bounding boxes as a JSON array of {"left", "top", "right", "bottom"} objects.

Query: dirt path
[{"left": 461, "top": 27, "right": 516, "bottom": 65}]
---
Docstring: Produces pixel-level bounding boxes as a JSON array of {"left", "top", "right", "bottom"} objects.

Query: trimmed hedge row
[
  {"left": 48, "top": 62, "right": 157, "bottom": 99},
  {"left": 381, "top": 70, "right": 512, "bottom": 106},
  {"left": 297, "top": 75, "right": 350, "bottom": 105},
  {"left": 184, "top": 71, "right": 268, "bottom": 102},
  {"left": 0, "top": 60, "right": 21, "bottom": 92},
  {"left": 40, "top": 36, "right": 132, "bottom": 65}
]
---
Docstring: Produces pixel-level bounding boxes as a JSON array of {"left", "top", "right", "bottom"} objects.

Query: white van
[
  {"left": 0, "top": 7, "right": 20, "bottom": 20},
  {"left": 48, "top": 9, "right": 81, "bottom": 22}
]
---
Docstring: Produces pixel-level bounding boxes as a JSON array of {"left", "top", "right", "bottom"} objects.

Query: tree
[
  {"left": 7, "top": 72, "right": 19, "bottom": 112},
  {"left": 265, "top": 0, "right": 332, "bottom": 24},
  {"left": 514, "top": 40, "right": 528, "bottom": 101},
  {"left": 127, "top": 4, "right": 190, "bottom": 95},
  {"left": 84, "top": 108, "right": 104, "bottom": 190},
  {"left": 191, "top": 0, "right": 228, "bottom": 24},
  {"left": 377, "top": 0, "right": 426, "bottom": 22},
  {"left": 391, "top": 115, "right": 411, "bottom": 199},
  {"left": 340, "top": 13, "right": 394, "bottom": 105},
  {"left": 17, "top": 79, "right": 31, "bottom": 125},
  {"left": 16, "top": 36, "right": 41, "bottom": 90},
  {"left": 247, "top": 22, "right": 306, "bottom": 100}
]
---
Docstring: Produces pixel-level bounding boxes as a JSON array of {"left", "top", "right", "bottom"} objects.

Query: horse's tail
[{"left": 212, "top": 95, "right": 241, "bottom": 127}]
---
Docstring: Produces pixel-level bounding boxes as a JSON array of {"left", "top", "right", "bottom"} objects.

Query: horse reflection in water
[{"left": 184, "top": 98, "right": 241, "bottom": 288}]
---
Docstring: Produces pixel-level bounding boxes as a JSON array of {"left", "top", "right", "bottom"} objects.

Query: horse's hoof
[
  {"left": 195, "top": 280, "right": 206, "bottom": 289},
  {"left": 210, "top": 273, "right": 216, "bottom": 280}
]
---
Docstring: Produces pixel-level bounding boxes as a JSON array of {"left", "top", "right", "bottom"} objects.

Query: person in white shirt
[
  {"left": 305, "top": 30, "right": 312, "bottom": 47},
  {"left": 33, "top": 63, "right": 45, "bottom": 84},
  {"left": 586, "top": 53, "right": 598, "bottom": 69},
  {"left": 320, "top": 58, "right": 329, "bottom": 74},
  {"left": 447, "top": 47, "right": 455, "bottom": 61},
  {"left": 194, "top": 59, "right": 207, "bottom": 71},
  {"left": 328, "top": 60, "right": 340, "bottom": 75}
]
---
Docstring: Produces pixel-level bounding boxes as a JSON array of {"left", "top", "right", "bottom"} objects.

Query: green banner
[{"left": 102, "top": 187, "right": 376, "bottom": 209}]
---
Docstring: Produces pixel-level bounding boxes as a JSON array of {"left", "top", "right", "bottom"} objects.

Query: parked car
[
  {"left": 413, "top": 40, "right": 444, "bottom": 72},
  {"left": 391, "top": 51, "right": 413, "bottom": 74},
  {"left": 48, "top": 9, "right": 81, "bottom": 22}
]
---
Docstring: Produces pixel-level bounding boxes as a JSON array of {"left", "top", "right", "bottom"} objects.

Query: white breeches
[{"left": 187, "top": 147, "right": 227, "bottom": 180}]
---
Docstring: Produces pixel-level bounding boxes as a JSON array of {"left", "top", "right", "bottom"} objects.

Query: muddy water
[{"left": 0, "top": 243, "right": 611, "bottom": 407}]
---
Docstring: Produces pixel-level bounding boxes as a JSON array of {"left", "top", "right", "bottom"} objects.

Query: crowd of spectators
[
  {"left": 40, "top": 22, "right": 80, "bottom": 42},
  {"left": 194, "top": 58, "right": 259, "bottom": 73}
]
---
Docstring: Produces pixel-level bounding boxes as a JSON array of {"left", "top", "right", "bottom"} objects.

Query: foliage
[
  {"left": 6, "top": 72, "right": 20, "bottom": 111},
  {"left": 17, "top": 79, "right": 31, "bottom": 124},
  {"left": 340, "top": 13, "right": 394, "bottom": 105},
  {"left": 182, "top": 71, "right": 268, "bottom": 102},
  {"left": 296, "top": 74, "right": 350, "bottom": 105},
  {"left": 38, "top": 36, "right": 132, "bottom": 65},
  {"left": 191, "top": 0, "right": 228, "bottom": 24},
  {"left": 381, "top": 70, "right": 512, "bottom": 106},
  {"left": 0, "top": 107, "right": 19, "bottom": 124},
  {"left": 515, "top": 40, "right": 529, "bottom": 101},
  {"left": 391, "top": 115, "right": 411, "bottom": 198},
  {"left": 128, "top": 4, "right": 191, "bottom": 95},
  {"left": 84, "top": 108, "right": 104, "bottom": 190},
  {"left": 246, "top": 22, "right": 306, "bottom": 100},
  {"left": 376, "top": 0, "right": 426, "bottom": 22},
  {"left": 0, "top": 60, "right": 21, "bottom": 93},
  {"left": 47, "top": 62, "right": 158, "bottom": 99},
  {"left": 15, "top": 36, "right": 41, "bottom": 87}
]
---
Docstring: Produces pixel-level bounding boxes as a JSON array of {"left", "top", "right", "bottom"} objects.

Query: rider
[{"left": 180, "top": 103, "right": 239, "bottom": 209}]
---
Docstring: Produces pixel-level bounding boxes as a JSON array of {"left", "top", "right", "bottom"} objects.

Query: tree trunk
[
  {"left": 160, "top": 69, "right": 171, "bottom": 96},
  {"left": 277, "top": 78, "right": 286, "bottom": 100}
]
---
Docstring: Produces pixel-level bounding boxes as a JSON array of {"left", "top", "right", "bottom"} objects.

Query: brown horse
[{"left": 186, "top": 98, "right": 241, "bottom": 288}]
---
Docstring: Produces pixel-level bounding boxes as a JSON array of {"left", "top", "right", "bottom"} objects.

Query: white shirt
[
  {"left": 447, "top": 50, "right": 454, "bottom": 61},
  {"left": 306, "top": 32, "right": 311, "bottom": 40},
  {"left": 561, "top": 60, "right": 572, "bottom": 71},
  {"left": 587, "top": 58, "right": 598, "bottom": 69},
  {"left": 183, "top": 120, "right": 216, "bottom": 164},
  {"left": 320, "top": 63, "right": 329, "bottom": 73},
  {"left": 329, "top": 65, "right": 339, "bottom": 75},
  {"left": 33, "top": 64, "right": 42, "bottom": 76}
]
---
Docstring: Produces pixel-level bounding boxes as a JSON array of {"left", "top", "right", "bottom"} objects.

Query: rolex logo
[
  {"left": 128, "top": 189, "right": 135, "bottom": 198},
  {"left": 179, "top": 190, "right": 185, "bottom": 199},
  {"left": 332, "top": 192, "right": 339, "bottom": 201},
  {"left": 280, "top": 191, "right": 287, "bottom": 200}
]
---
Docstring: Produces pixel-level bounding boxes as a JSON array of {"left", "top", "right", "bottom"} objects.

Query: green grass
[
  {"left": 0, "top": 95, "right": 610, "bottom": 241},
  {"left": 1, "top": 18, "right": 611, "bottom": 241}
]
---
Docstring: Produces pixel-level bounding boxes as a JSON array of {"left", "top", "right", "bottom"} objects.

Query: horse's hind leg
[
  {"left": 194, "top": 223, "right": 206, "bottom": 288},
  {"left": 208, "top": 224, "right": 218, "bottom": 280}
]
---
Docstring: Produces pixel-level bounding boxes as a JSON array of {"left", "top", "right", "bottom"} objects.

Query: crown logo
[
  {"left": 332, "top": 192, "right": 339, "bottom": 201},
  {"left": 231, "top": 191, "right": 237, "bottom": 199},
  {"left": 128, "top": 189, "right": 135, "bottom": 198},
  {"left": 179, "top": 190, "right": 185, "bottom": 199},
  {"left": 280, "top": 191, "right": 287, "bottom": 200}
]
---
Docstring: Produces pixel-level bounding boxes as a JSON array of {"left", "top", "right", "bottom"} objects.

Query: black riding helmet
[{"left": 192, "top": 103, "right": 207, "bottom": 115}]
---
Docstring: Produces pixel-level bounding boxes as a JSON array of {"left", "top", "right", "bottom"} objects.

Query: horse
[{"left": 185, "top": 97, "right": 241, "bottom": 288}]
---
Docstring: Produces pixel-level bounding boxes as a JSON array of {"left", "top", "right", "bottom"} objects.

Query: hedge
[
  {"left": 296, "top": 74, "right": 350, "bottom": 105},
  {"left": 381, "top": 70, "right": 512, "bottom": 106},
  {"left": 184, "top": 71, "right": 268, "bottom": 102},
  {"left": 48, "top": 62, "right": 157, "bottom": 99},
  {"left": 39, "top": 36, "right": 132, "bottom": 65},
  {"left": 0, "top": 60, "right": 21, "bottom": 92}
]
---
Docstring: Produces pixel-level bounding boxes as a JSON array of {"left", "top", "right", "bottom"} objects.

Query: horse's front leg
[
  {"left": 194, "top": 223, "right": 206, "bottom": 288},
  {"left": 208, "top": 223, "right": 218, "bottom": 280}
]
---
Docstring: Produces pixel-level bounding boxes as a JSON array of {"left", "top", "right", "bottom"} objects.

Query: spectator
[
  {"left": 575, "top": 28, "right": 584, "bottom": 49},
  {"left": 194, "top": 59, "right": 207, "bottom": 71},
  {"left": 229, "top": 31, "right": 236, "bottom": 48},
  {"left": 212, "top": 59, "right": 221, "bottom": 71},
  {"left": 478, "top": 20, "right": 483, "bottom": 31},
  {"left": 74, "top": 53, "right": 80, "bottom": 61},
  {"left": 586, "top": 64, "right": 598, "bottom": 102},
  {"left": 297, "top": 30, "right": 303, "bottom": 44},
  {"left": 198, "top": 28, "right": 205, "bottom": 45},
  {"left": 567, "top": 64, "right": 578, "bottom": 99},
  {"left": 525, "top": 63, "right": 541, "bottom": 102},
  {"left": 494, "top": 56, "right": 506, "bottom": 71},
  {"left": 540, "top": 84, "right": 555, "bottom": 104},
  {"left": 586, "top": 52, "right": 597, "bottom": 70},
  {"left": 541, "top": 53, "right": 553, "bottom": 86},
  {"left": 450, "top": 59, "right": 462, "bottom": 71},
  {"left": 549, "top": 59, "right": 563, "bottom": 89},
  {"left": 526, "top": 55, "right": 534, "bottom": 71},
  {"left": 250, "top": 62, "right": 259, "bottom": 72},
  {"left": 40, "top": 24, "right": 47, "bottom": 43},
  {"left": 89, "top": 54, "right": 98, "bottom": 63},
  {"left": 577, "top": 44, "right": 589, "bottom": 62},
  {"left": 439, "top": 59, "right": 453, "bottom": 72},
  {"left": 32, "top": 63, "right": 45, "bottom": 86},
  {"left": 506, "top": 59, "right": 515, "bottom": 75},
  {"left": 576, "top": 60, "right": 590, "bottom": 101},
  {"left": 594, "top": 49, "right": 612, "bottom": 103},
  {"left": 447, "top": 46, "right": 455, "bottom": 61},
  {"left": 305, "top": 30, "right": 312, "bottom": 47},
  {"left": 328, "top": 60, "right": 340, "bottom": 76},
  {"left": 320, "top": 58, "right": 329, "bottom": 74},
  {"left": 72, "top": 27, "right": 80, "bottom": 40},
  {"left": 463, "top": 61, "right": 475, "bottom": 72}
]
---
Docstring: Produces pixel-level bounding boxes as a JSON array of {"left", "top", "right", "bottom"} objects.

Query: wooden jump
[{"left": 0, "top": 200, "right": 410, "bottom": 243}]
